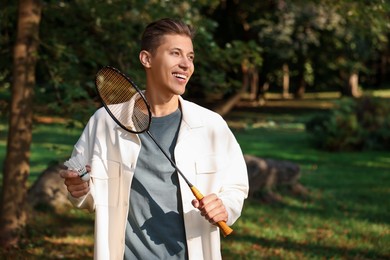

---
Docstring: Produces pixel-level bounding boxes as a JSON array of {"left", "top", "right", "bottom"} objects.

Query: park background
[{"left": 0, "top": 0, "right": 389, "bottom": 259}]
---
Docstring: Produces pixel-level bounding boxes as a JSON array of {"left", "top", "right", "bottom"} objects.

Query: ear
[{"left": 139, "top": 50, "right": 152, "bottom": 68}]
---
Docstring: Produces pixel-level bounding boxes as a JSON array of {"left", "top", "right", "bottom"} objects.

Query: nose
[{"left": 179, "top": 57, "right": 192, "bottom": 70}]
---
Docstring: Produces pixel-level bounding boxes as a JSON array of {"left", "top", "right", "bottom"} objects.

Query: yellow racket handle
[{"left": 190, "top": 186, "right": 233, "bottom": 237}]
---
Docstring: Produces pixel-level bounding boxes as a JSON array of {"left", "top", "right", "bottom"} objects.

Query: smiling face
[{"left": 140, "top": 34, "right": 194, "bottom": 102}]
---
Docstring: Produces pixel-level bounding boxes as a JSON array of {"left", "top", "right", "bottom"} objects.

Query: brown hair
[{"left": 141, "top": 18, "right": 195, "bottom": 54}]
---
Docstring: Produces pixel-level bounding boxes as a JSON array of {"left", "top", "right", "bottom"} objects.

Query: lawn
[
  {"left": 224, "top": 109, "right": 390, "bottom": 259},
  {"left": 0, "top": 105, "right": 389, "bottom": 259}
]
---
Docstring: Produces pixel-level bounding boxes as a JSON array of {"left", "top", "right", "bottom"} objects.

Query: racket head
[{"left": 95, "top": 66, "right": 152, "bottom": 134}]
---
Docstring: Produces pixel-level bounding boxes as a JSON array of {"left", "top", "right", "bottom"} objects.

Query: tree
[
  {"left": 0, "top": 0, "right": 42, "bottom": 248},
  {"left": 335, "top": 0, "right": 389, "bottom": 97}
]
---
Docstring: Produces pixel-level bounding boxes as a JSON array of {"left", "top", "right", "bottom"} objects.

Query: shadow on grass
[
  {"left": 229, "top": 190, "right": 390, "bottom": 259},
  {"left": 0, "top": 207, "right": 94, "bottom": 259},
  {"left": 263, "top": 189, "right": 390, "bottom": 226},
  {"left": 223, "top": 233, "right": 390, "bottom": 259}
]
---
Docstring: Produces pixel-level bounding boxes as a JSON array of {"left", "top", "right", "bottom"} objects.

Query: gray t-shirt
[{"left": 124, "top": 109, "right": 188, "bottom": 259}]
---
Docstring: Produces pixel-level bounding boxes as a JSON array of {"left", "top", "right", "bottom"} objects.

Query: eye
[
  {"left": 171, "top": 50, "right": 180, "bottom": 56},
  {"left": 188, "top": 55, "right": 194, "bottom": 61}
]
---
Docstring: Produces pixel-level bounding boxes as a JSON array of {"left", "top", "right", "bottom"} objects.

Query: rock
[
  {"left": 27, "top": 164, "right": 72, "bottom": 212},
  {"left": 244, "top": 154, "right": 308, "bottom": 202}
]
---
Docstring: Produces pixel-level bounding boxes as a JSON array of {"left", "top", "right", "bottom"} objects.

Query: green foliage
[
  {"left": 191, "top": 39, "right": 262, "bottom": 98},
  {"left": 1, "top": 0, "right": 390, "bottom": 121},
  {"left": 209, "top": 0, "right": 390, "bottom": 92},
  {"left": 306, "top": 96, "right": 390, "bottom": 151},
  {"left": 36, "top": 0, "right": 149, "bottom": 119},
  {"left": 2, "top": 0, "right": 254, "bottom": 120}
]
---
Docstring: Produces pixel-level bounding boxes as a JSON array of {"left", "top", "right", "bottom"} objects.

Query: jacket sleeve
[
  {"left": 66, "top": 115, "right": 97, "bottom": 212},
  {"left": 181, "top": 100, "right": 250, "bottom": 227},
  {"left": 218, "top": 128, "right": 249, "bottom": 226}
]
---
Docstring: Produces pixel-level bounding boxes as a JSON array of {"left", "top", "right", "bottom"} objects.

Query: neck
[{"left": 145, "top": 90, "right": 180, "bottom": 117}]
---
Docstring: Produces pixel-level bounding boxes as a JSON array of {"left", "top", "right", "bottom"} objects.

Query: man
[{"left": 61, "top": 18, "right": 249, "bottom": 260}]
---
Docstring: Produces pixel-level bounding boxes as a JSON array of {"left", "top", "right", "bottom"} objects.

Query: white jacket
[{"left": 69, "top": 96, "right": 249, "bottom": 260}]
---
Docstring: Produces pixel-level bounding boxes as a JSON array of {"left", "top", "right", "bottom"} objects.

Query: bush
[{"left": 305, "top": 96, "right": 390, "bottom": 151}]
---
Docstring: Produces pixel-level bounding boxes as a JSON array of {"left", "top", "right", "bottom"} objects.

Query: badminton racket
[{"left": 95, "top": 66, "right": 233, "bottom": 237}]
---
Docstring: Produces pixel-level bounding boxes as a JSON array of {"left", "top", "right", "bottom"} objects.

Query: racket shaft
[{"left": 146, "top": 131, "right": 233, "bottom": 236}]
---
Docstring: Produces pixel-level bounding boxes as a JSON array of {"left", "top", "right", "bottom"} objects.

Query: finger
[
  {"left": 67, "top": 182, "right": 90, "bottom": 198},
  {"left": 66, "top": 180, "right": 88, "bottom": 191},
  {"left": 198, "top": 193, "right": 218, "bottom": 208},
  {"left": 192, "top": 199, "right": 200, "bottom": 208},
  {"left": 69, "top": 187, "right": 90, "bottom": 198},
  {"left": 198, "top": 195, "right": 228, "bottom": 224},
  {"left": 203, "top": 205, "right": 228, "bottom": 224},
  {"left": 64, "top": 178, "right": 85, "bottom": 187},
  {"left": 200, "top": 198, "right": 222, "bottom": 217},
  {"left": 59, "top": 169, "right": 79, "bottom": 179}
]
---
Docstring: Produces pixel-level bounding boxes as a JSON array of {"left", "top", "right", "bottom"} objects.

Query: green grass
[
  {"left": 0, "top": 109, "right": 389, "bottom": 259},
  {"left": 225, "top": 127, "right": 390, "bottom": 259},
  {"left": 0, "top": 120, "right": 83, "bottom": 184},
  {"left": 223, "top": 109, "right": 390, "bottom": 259},
  {"left": 29, "top": 123, "right": 83, "bottom": 181}
]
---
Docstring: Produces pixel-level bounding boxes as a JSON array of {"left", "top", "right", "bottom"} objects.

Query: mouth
[{"left": 172, "top": 73, "right": 188, "bottom": 81}]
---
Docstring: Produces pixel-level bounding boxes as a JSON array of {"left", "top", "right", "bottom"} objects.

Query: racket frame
[{"left": 95, "top": 66, "right": 152, "bottom": 134}]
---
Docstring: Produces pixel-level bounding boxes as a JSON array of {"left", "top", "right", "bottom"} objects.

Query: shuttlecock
[{"left": 64, "top": 154, "right": 90, "bottom": 181}]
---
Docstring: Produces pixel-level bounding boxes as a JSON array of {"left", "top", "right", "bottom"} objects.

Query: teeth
[{"left": 173, "top": 73, "right": 187, "bottom": 80}]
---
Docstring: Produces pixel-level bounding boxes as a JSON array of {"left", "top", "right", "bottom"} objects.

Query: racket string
[{"left": 96, "top": 67, "right": 150, "bottom": 133}]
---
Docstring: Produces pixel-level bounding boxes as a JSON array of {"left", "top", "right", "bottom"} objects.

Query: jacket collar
[
  {"left": 178, "top": 96, "right": 203, "bottom": 129},
  {"left": 113, "top": 95, "right": 203, "bottom": 134}
]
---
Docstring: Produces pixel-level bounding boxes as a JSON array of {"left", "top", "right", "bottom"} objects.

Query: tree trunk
[
  {"left": 295, "top": 74, "right": 306, "bottom": 99},
  {"left": 0, "top": 0, "right": 42, "bottom": 248},
  {"left": 294, "top": 59, "right": 306, "bottom": 99},
  {"left": 241, "top": 59, "right": 258, "bottom": 101},
  {"left": 348, "top": 72, "right": 361, "bottom": 97},
  {"left": 256, "top": 59, "right": 270, "bottom": 104},
  {"left": 212, "top": 92, "right": 243, "bottom": 117},
  {"left": 282, "top": 63, "right": 290, "bottom": 99},
  {"left": 378, "top": 47, "right": 389, "bottom": 85},
  {"left": 212, "top": 59, "right": 255, "bottom": 117},
  {"left": 250, "top": 68, "right": 258, "bottom": 100},
  {"left": 256, "top": 82, "right": 269, "bottom": 105},
  {"left": 241, "top": 59, "right": 250, "bottom": 95}
]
